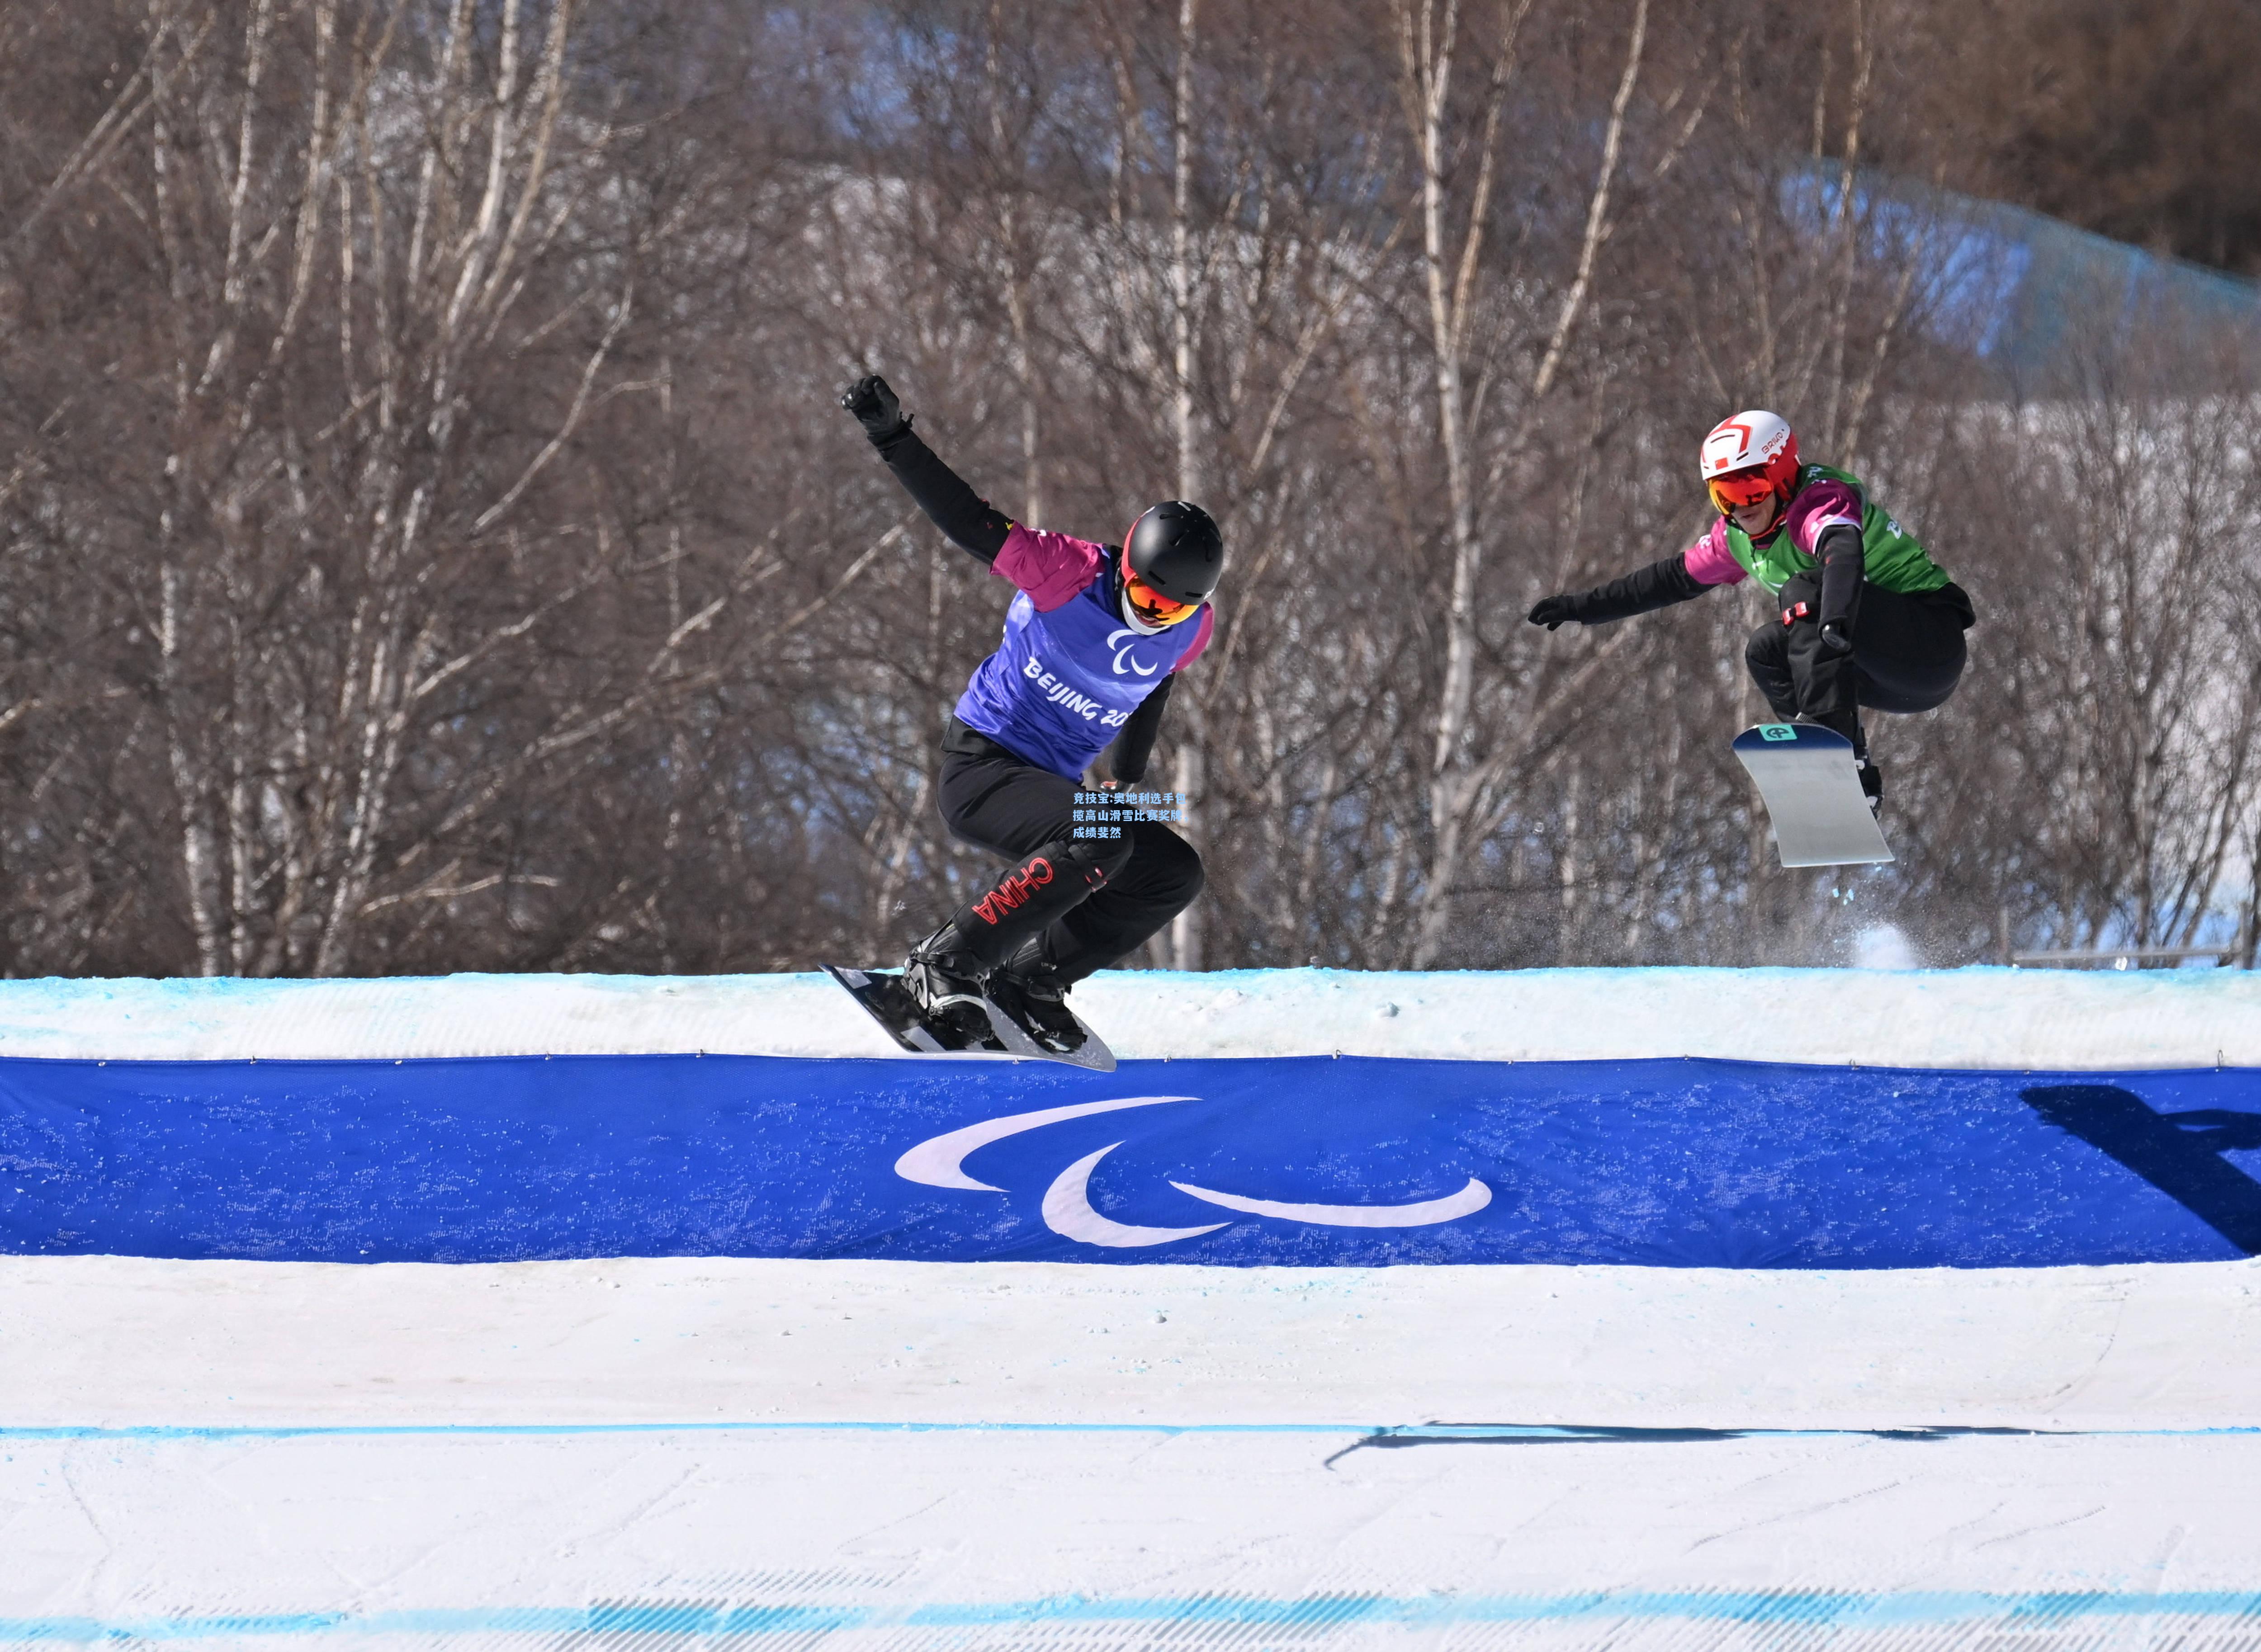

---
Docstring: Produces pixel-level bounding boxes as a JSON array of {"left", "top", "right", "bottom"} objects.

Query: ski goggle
[
  {"left": 1124, "top": 568, "right": 1201, "bottom": 627},
  {"left": 1707, "top": 467, "right": 1778, "bottom": 516}
]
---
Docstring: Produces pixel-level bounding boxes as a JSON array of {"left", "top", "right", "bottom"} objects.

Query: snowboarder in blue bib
[
  {"left": 1527, "top": 410, "right": 1975, "bottom": 806},
  {"left": 840, "top": 373, "right": 1221, "bottom": 1043}
]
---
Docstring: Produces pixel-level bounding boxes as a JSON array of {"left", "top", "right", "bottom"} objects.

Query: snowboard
[
  {"left": 821, "top": 963, "right": 1117, "bottom": 1072},
  {"left": 985, "top": 975, "right": 1118, "bottom": 1073},
  {"left": 1731, "top": 722, "right": 1895, "bottom": 869}
]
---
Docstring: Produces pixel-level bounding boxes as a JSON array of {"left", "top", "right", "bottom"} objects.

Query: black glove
[
  {"left": 1817, "top": 619, "right": 1854, "bottom": 657},
  {"left": 839, "top": 373, "right": 908, "bottom": 444},
  {"left": 1527, "top": 594, "right": 1584, "bottom": 631}
]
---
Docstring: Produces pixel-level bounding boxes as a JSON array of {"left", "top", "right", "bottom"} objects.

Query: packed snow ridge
[{"left": 0, "top": 966, "right": 2255, "bottom": 1070}]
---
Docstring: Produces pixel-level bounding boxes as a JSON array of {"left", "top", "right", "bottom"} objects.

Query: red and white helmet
[{"left": 1699, "top": 410, "right": 1800, "bottom": 517}]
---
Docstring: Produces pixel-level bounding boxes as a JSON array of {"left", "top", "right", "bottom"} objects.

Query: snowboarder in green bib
[{"left": 1527, "top": 410, "right": 1974, "bottom": 806}]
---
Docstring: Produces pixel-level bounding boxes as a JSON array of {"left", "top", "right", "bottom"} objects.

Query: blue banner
[{"left": 4, "top": 1054, "right": 2259, "bottom": 1266}]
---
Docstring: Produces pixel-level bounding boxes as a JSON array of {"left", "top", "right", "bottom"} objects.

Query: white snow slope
[
  {"left": 4, "top": 962, "right": 2258, "bottom": 1066},
  {"left": 5, "top": 967, "right": 2261, "bottom": 1649}
]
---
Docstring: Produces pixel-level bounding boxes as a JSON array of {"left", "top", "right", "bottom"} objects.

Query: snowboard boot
[
  {"left": 1794, "top": 707, "right": 1865, "bottom": 748},
  {"left": 988, "top": 939, "right": 1086, "bottom": 1056},
  {"left": 1832, "top": 714, "right": 1880, "bottom": 814},
  {"left": 900, "top": 922, "right": 995, "bottom": 1042}
]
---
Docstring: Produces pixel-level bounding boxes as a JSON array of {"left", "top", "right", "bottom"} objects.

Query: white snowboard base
[{"left": 1733, "top": 722, "right": 1894, "bottom": 868}]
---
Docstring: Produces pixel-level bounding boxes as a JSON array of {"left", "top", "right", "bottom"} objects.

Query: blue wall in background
[
  {"left": 1783, "top": 165, "right": 2261, "bottom": 379},
  {"left": 4, "top": 1054, "right": 2259, "bottom": 1268}
]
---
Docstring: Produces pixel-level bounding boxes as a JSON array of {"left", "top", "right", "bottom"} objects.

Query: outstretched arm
[
  {"left": 840, "top": 374, "right": 1012, "bottom": 564},
  {"left": 1528, "top": 552, "right": 1709, "bottom": 629},
  {"left": 1528, "top": 519, "right": 1750, "bottom": 630}
]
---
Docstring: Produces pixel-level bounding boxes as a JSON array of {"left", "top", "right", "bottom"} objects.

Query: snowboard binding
[{"left": 823, "top": 939, "right": 1117, "bottom": 1072}]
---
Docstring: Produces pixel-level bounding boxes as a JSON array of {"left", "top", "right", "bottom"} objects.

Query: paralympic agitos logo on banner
[{"left": 895, "top": 1094, "right": 1492, "bottom": 1250}]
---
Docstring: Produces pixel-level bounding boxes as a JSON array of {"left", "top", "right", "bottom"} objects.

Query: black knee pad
[
  {"left": 1744, "top": 623, "right": 1785, "bottom": 673},
  {"left": 1745, "top": 623, "right": 1793, "bottom": 691},
  {"left": 1138, "top": 830, "right": 1206, "bottom": 906},
  {"left": 1176, "top": 840, "right": 1207, "bottom": 903}
]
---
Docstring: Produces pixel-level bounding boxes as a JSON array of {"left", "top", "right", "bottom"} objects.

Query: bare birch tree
[{"left": 2, "top": 0, "right": 2256, "bottom": 980}]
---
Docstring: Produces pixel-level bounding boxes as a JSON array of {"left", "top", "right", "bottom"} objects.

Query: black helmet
[{"left": 1121, "top": 500, "right": 1225, "bottom": 605}]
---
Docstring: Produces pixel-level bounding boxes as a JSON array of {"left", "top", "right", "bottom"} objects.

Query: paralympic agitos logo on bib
[{"left": 1106, "top": 628, "right": 1159, "bottom": 677}]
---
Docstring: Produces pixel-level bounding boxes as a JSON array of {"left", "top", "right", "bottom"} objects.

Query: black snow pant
[
  {"left": 933, "top": 718, "right": 1205, "bottom": 983},
  {"left": 1744, "top": 571, "right": 1975, "bottom": 750}
]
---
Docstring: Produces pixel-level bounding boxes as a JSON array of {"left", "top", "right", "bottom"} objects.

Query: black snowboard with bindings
[{"left": 823, "top": 963, "right": 1117, "bottom": 1072}]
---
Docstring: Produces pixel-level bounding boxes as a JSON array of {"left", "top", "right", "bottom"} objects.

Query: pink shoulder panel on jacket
[
  {"left": 992, "top": 523, "right": 1105, "bottom": 612},
  {"left": 1785, "top": 479, "right": 1863, "bottom": 556},
  {"left": 1174, "top": 605, "right": 1216, "bottom": 670},
  {"left": 1682, "top": 520, "right": 1748, "bottom": 586}
]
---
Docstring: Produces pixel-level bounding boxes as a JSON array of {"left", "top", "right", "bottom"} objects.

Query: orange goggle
[
  {"left": 1707, "top": 467, "right": 1778, "bottom": 516},
  {"left": 1125, "top": 569, "right": 1201, "bottom": 626}
]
